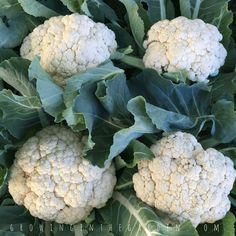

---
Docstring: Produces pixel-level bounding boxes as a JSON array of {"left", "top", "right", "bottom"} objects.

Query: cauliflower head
[
  {"left": 133, "top": 131, "right": 236, "bottom": 227},
  {"left": 20, "top": 13, "right": 117, "bottom": 86},
  {"left": 143, "top": 16, "right": 227, "bottom": 83},
  {"left": 8, "top": 125, "right": 116, "bottom": 224}
]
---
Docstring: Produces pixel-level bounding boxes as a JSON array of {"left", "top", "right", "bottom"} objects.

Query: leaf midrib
[{"left": 113, "top": 191, "right": 159, "bottom": 236}]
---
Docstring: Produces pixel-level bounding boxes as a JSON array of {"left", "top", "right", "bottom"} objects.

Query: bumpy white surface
[
  {"left": 20, "top": 13, "right": 117, "bottom": 86},
  {"left": 143, "top": 17, "right": 227, "bottom": 83},
  {"left": 133, "top": 132, "right": 236, "bottom": 227},
  {"left": 8, "top": 126, "right": 116, "bottom": 224}
]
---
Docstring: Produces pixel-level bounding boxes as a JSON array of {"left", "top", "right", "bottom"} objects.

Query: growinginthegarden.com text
[{"left": 9, "top": 223, "right": 222, "bottom": 233}]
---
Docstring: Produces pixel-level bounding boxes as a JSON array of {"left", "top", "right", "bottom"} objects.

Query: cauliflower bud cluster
[
  {"left": 20, "top": 13, "right": 117, "bottom": 86},
  {"left": 8, "top": 126, "right": 116, "bottom": 224},
  {"left": 143, "top": 17, "right": 227, "bottom": 83},
  {"left": 133, "top": 132, "right": 236, "bottom": 227}
]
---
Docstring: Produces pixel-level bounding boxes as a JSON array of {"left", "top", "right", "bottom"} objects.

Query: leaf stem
[
  {"left": 116, "top": 181, "right": 133, "bottom": 190},
  {"left": 44, "top": 221, "right": 51, "bottom": 236},
  {"left": 119, "top": 55, "right": 145, "bottom": 70},
  {"left": 220, "top": 147, "right": 236, "bottom": 152},
  {"left": 160, "top": 0, "right": 166, "bottom": 20},
  {"left": 192, "top": 0, "right": 202, "bottom": 19}
]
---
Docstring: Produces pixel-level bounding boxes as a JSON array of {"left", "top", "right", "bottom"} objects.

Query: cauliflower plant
[
  {"left": 8, "top": 126, "right": 116, "bottom": 224},
  {"left": 143, "top": 16, "right": 227, "bottom": 83},
  {"left": 20, "top": 13, "right": 117, "bottom": 86},
  {"left": 133, "top": 132, "right": 236, "bottom": 227}
]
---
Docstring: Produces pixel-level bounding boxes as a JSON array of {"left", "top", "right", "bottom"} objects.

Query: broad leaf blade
[
  {"left": 64, "top": 61, "right": 123, "bottom": 107},
  {"left": 0, "top": 49, "right": 17, "bottom": 63},
  {"left": 212, "top": 99, "right": 236, "bottom": 143},
  {"left": 0, "top": 165, "right": 6, "bottom": 187},
  {"left": 64, "top": 61, "right": 123, "bottom": 129},
  {"left": 28, "top": 58, "right": 65, "bottom": 121},
  {"left": 81, "top": 0, "right": 118, "bottom": 22},
  {"left": 0, "top": 205, "right": 35, "bottom": 235},
  {"left": 0, "top": 0, "right": 41, "bottom": 48},
  {"left": 96, "top": 74, "right": 131, "bottom": 119},
  {"left": 0, "top": 164, "right": 8, "bottom": 198},
  {"left": 119, "top": 0, "right": 145, "bottom": 52},
  {"left": 0, "top": 89, "right": 42, "bottom": 138},
  {"left": 74, "top": 75, "right": 156, "bottom": 166},
  {"left": 60, "top": 0, "right": 83, "bottom": 12},
  {"left": 107, "top": 96, "right": 157, "bottom": 164},
  {"left": 0, "top": 130, "right": 14, "bottom": 180},
  {"left": 0, "top": 57, "right": 36, "bottom": 97},
  {"left": 209, "top": 72, "right": 236, "bottom": 102},
  {"left": 74, "top": 79, "right": 126, "bottom": 166},
  {"left": 222, "top": 212, "right": 235, "bottom": 236},
  {"left": 222, "top": 39, "right": 236, "bottom": 72},
  {"left": 18, "top": 0, "right": 59, "bottom": 18},
  {"left": 128, "top": 69, "right": 211, "bottom": 125},
  {"left": 0, "top": 128, "right": 12, "bottom": 148},
  {"left": 0, "top": 15, "right": 28, "bottom": 49}
]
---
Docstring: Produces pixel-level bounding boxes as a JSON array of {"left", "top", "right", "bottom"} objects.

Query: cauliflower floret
[
  {"left": 143, "top": 16, "right": 227, "bottom": 83},
  {"left": 8, "top": 126, "right": 116, "bottom": 224},
  {"left": 20, "top": 14, "right": 117, "bottom": 86},
  {"left": 133, "top": 131, "right": 236, "bottom": 227}
]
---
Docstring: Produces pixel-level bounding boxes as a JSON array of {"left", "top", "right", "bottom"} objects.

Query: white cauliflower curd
[
  {"left": 133, "top": 132, "right": 236, "bottom": 227},
  {"left": 8, "top": 125, "right": 116, "bottom": 224},
  {"left": 143, "top": 16, "right": 227, "bottom": 83},
  {"left": 20, "top": 13, "right": 117, "bottom": 86}
]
